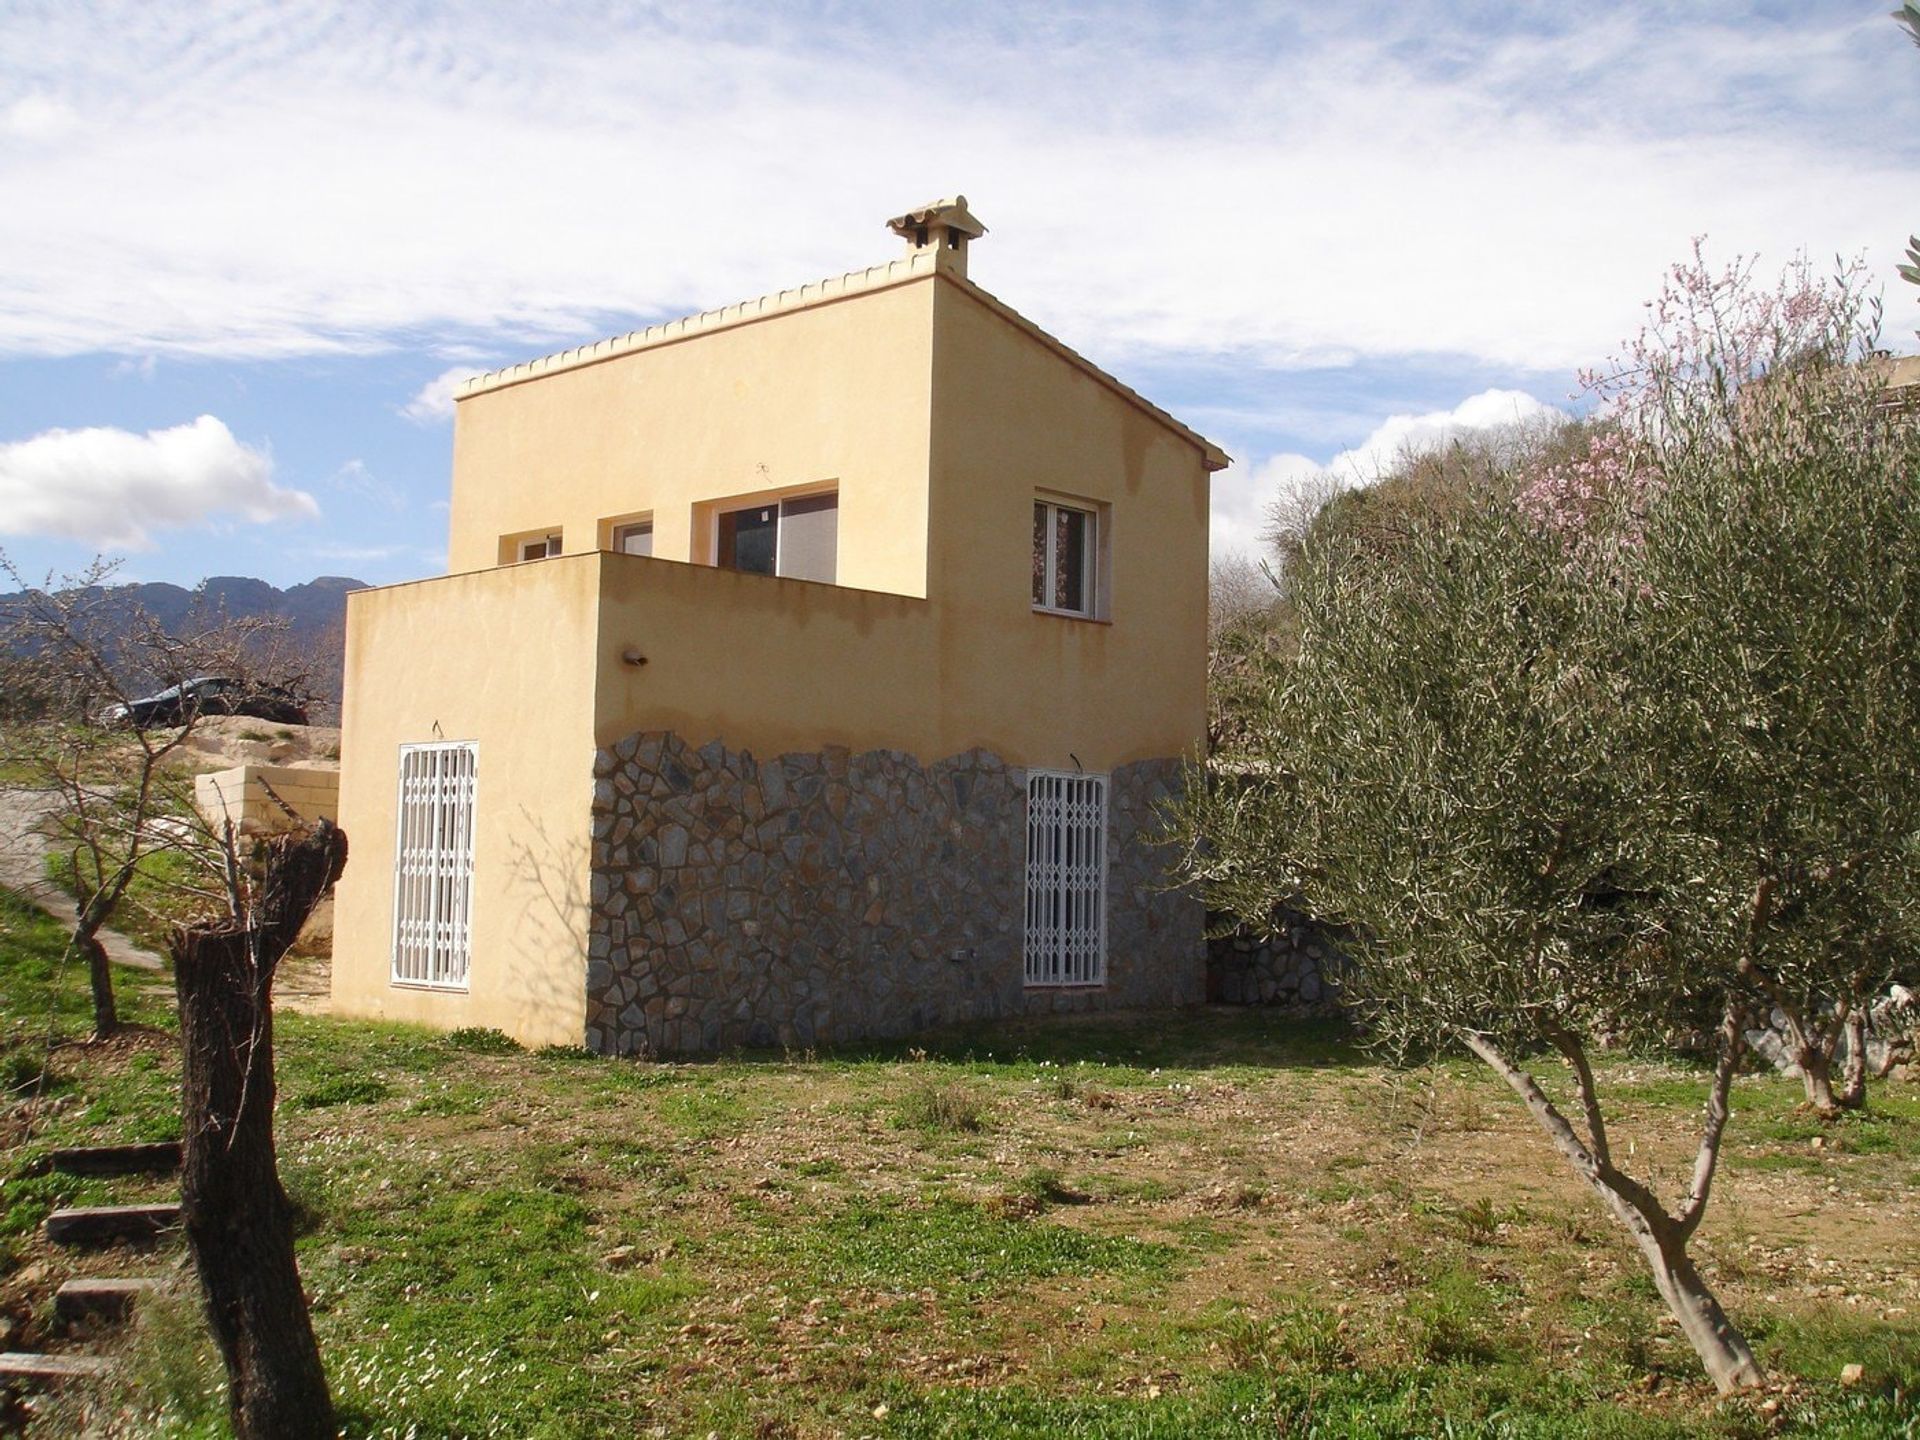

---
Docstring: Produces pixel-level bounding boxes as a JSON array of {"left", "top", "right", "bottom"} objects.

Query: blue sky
[{"left": 1, "top": 0, "right": 1916, "bottom": 589}]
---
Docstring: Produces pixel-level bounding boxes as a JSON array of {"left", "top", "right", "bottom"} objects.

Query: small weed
[
  {"left": 656, "top": 1084, "right": 752, "bottom": 1140},
  {"left": 992, "top": 1165, "right": 1087, "bottom": 1216},
  {"left": 446, "top": 1026, "right": 522, "bottom": 1055},
  {"left": 406, "top": 1081, "right": 492, "bottom": 1117},
  {"left": 1213, "top": 1309, "right": 1275, "bottom": 1371},
  {"left": 534, "top": 1042, "right": 604, "bottom": 1063},
  {"left": 2, "top": 1039, "right": 51, "bottom": 1095},
  {"left": 1216, "top": 1301, "right": 1352, "bottom": 1373},
  {"left": 898, "top": 1080, "right": 990, "bottom": 1134},
  {"left": 1269, "top": 1301, "right": 1354, "bottom": 1371},
  {"left": 238, "top": 727, "right": 273, "bottom": 742},
  {"left": 290, "top": 1074, "right": 391, "bottom": 1109},
  {"left": 1406, "top": 1265, "right": 1504, "bottom": 1365},
  {"left": 1457, "top": 1195, "right": 1501, "bottom": 1244}
]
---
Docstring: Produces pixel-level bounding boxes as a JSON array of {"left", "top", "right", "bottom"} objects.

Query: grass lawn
[{"left": 2, "top": 884, "right": 1916, "bottom": 1438}]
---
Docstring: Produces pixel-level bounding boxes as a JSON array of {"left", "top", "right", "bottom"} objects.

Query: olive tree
[
  {"left": 1177, "top": 491, "right": 1773, "bottom": 1388},
  {"left": 1176, "top": 248, "right": 1920, "bottom": 1393}
]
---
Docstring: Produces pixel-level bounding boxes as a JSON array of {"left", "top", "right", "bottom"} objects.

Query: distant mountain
[{"left": 0, "top": 575, "right": 368, "bottom": 712}]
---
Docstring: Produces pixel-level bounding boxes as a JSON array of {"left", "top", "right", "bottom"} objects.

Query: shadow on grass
[{"left": 716, "top": 1006, "right": 1367, "bottom": 1074}]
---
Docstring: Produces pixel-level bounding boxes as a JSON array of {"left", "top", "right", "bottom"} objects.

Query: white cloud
[
  {"left": 2, "top": 93, "right": 77, "bottom": 140},
  {"left": 0, "top": 5, "right": 1911, "bottom": 372},
  {"left": 400, "top": 366, "right": 476, "bottom": 424},
  {"left": 1211, "top": 389, "right": 1569, "bottom": 562},
  {"left": 328, "top": 457, "right": 405, "bottom": 510},
  {"left": 0, "top": 415, "right": 317, "bottom": 550},
  {"left": 1319, "top": 390, "right": 1567, "bottom": 487},
  {"left": 1211, "top": 452, "right": 1316, "bottom": 562}
]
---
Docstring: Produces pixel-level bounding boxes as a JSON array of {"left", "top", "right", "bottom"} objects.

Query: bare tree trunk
[
  {"left": 77, "top": 925, "right": 117, "bottom": 1039},
  {"left": 1460, "top": 1026, "right": 1763, "bottom": 1394},
  {"left": 1627, "top": 1213, "right": 1763, "bottom": 1392},
  {"left": 1770, "top": 1004, "right": 1864, "bottom": 1116},
  {"left": 1796, "top": 1043, "right": 1841, "bottom": 1114},
  {"left": 1837, "top": 1011, "right": 1868, "bottom": 1109},
  {"left": 1794, "top": 1040, "right": 1864, "bottom": 1115},
  {"left": 172, "top": 822, "right": 345, "bottom": 1440}
]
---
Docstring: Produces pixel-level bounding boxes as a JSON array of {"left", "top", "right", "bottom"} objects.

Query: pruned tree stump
[
  {"left": 56, "top": 1277, "right": 159, "bottom": 1325},
  {"left": 44, "top": 1203, "right": 181, "bottom": 1247}
]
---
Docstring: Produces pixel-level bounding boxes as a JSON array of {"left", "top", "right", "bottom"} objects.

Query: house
[{"left": 330, "top": 198, "right": 1231, "bottom": 1053}]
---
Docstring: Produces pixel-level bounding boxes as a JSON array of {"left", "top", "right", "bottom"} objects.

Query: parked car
[{"left": 100, "top": 675, "right": 308, "bottom": 730}]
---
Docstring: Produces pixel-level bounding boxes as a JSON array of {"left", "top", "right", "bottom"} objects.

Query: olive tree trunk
[
  {"left": 1461, "top": 1016, "right": 1763, "bottom": 1394},
  {"left": 1781, "top": 1012, "right": 1867, "bottom": 1117},
  {"left": 172, "top": 821, "right": 345, "bottom": 1440}
]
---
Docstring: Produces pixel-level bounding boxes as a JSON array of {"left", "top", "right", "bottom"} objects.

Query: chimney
[{"left": 886, "top": 195, "right": 987, "bottom": 278}]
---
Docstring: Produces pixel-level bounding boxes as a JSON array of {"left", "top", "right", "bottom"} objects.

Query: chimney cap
[{"left": 886, "top": 195, "right": 987, "bottom": 243}]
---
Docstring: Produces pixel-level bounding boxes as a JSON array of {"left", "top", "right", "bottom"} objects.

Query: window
[
  {"left": 611, "top": 520, "right": 653, "bottom": 557},
  {"left": 518, "top": 533, "right": 563, "bottom": 561},
  {"left": 391, "top": 742, "right": 477, "bottom": 990},
  {"left": 715, "top": 491, "right": 837, "bottom": 583},
  {"left": 1024, "top": 769, "right": 1107, "bottom": 987},
  {"left": 1032, "top": 499, "right": 1099, "bottom": 616}
]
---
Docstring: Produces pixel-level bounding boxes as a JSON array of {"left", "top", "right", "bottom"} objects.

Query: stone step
[
  {"left": 55, "top": 1277, "right": 159, "bottom": 1325},
  {"left": 0, "top": 1350, "right": 112, "bottom": 1385},
  {"left": 44, "top": 1204, "right": 181, "bottom": 1248},
  {"left": 47, "top": 1142, "right": 181, "bottom": 1177}
]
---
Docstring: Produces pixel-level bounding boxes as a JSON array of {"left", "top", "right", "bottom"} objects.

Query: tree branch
[
  {"left": 1459, "top": 1027, "right": 1676, "bottom": 1238},
  {"left": 1545, "top": 1022, "right": 1612, "bottom": 1167},
  {"left": 1677, "top": 1000, "right": 1746, "bottom": 1240}
]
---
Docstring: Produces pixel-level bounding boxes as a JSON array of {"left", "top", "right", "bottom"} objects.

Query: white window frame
[
  {"left": 1032, "top": 498, "right": 1102, "bottom": 618},
  {"left": 518, "top": 533, "right": 563, "bottom": 562},
  {"left": 1023, "top": 768, "right": 1108, "bottom": 988},
  {"left": 391, "top": 741, "right": 478, "bottom": 991}
]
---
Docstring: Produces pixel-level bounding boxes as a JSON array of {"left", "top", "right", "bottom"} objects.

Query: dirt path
[{"left": 0, "top": 787, "right": 164, "bottom": 972}]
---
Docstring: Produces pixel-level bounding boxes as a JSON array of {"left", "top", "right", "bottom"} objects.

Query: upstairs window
[
  {"left": 715, "top": 491, "right": 837, "bottom": 583},
  {"left": 518, "top": 533, "right": 563, "bottom": 562},
  {"left": 1032, "top": 499, "right": 1100, "bottom": 617},
  {"left": 611, "top": 519, "right": 653, "bottom": 557}
]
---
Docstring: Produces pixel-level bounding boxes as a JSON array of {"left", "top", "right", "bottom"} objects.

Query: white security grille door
[
  {"left": 391, "top": 742, "right": 477, "bottom": 988},
  {"left": 1024, "top": 770, "right": 1108, "bottom": 986}
]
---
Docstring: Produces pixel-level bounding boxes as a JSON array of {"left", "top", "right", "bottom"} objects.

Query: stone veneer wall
[
  {"left": 586, "top": 732, "right": 1202, "bottom": 1055},
  {"left": 1206, "top": 908, "right": 1346, "bottom": 1013}
]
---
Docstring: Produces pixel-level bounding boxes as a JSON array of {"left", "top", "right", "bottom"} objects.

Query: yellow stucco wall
[
  {"left": 446, "top": 279, "right": 936, "bottom": 598},
  {"left": 924, "top": 279, "right": 1212, "bottom": 771},
  {"left": 331, "top": 560, "right": 601, "bottom": 1046},
  {"left": 334, "top": 259, "right": 1215, "bottom": 1043}
]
